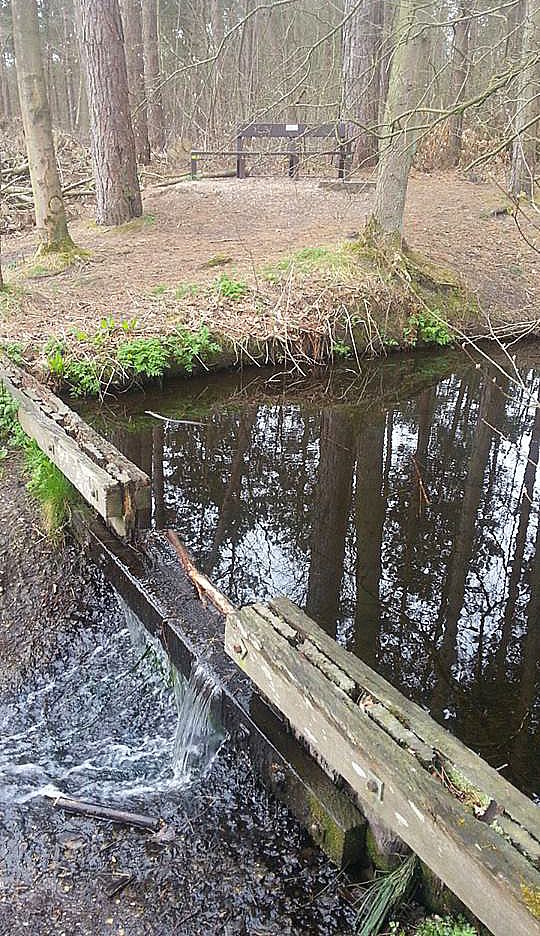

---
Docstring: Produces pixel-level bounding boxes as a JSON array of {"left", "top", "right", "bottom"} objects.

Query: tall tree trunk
[
  {"left": 446, "top": 5, "right": 472, "bottom": 167},
  {"left": 341, "top": 0, "right": 383, "bottom": 167},
  {"left": 77, "top": 0, "right": 142, "bottom": 225},
  {"left": 431, "top": 380, "right": 506, "bottom": 720},
  {"left": 11, "top": 0, "right": 73, "bottom": 253},
  {"left": 0, "top": 15, "right": 12, "bottom": 124},
  {"left": 509, "top": 0, "right": 540, "bottom": 198},
  {"left": 120, "top": 0, "right": 151, "bottom": 165},
  {"left": 354, "top": 420, "right": 386, "bottom": 666},
  {"left": 141, "top": 0, "right": 164, "bottom": 152},
  {"left": 305, "top": 410, "right": 355, "bottom": 637},
  {"left": 369, "top": 0, "right": 433, "bottom": 237}
]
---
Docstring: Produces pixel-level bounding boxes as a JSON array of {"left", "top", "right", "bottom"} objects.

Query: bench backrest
[{"left": 237, "top": 122, "right": 349, "bottom": 145}]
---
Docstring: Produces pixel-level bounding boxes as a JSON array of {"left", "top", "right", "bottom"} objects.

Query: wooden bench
[{"left": 190, "top": 121, "right": 352, "bottom": 180}]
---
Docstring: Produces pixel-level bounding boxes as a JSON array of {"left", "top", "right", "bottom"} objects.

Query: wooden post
[{"left": 190, "top": 152, "right": 197, "bottom": 179}]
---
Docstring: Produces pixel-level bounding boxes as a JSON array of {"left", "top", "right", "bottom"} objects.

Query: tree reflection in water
[{"left": 86, "top": 354, "right": 540, "bottom": 797}]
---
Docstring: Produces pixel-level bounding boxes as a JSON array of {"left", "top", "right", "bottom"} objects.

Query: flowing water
[
  {"left": 80, "top": 348, "right": 540, "bottom": 799},
  {"left": 0, "top": 593, "right": 220, "bottom": 807},
  {"left": 0, "top": 559, "right": 355, "bottom": 934}
]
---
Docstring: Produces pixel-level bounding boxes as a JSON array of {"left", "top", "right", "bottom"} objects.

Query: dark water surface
[{"left": 80, "top": 349, "right": 540, "bottom": 798}]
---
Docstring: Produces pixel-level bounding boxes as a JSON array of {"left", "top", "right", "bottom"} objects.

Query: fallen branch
[
  {"left": 165, "top": 529, "right": 235, "bottom": 616},
  {"left": 47, "top": 794, "right": 161, "bottom": 831}
]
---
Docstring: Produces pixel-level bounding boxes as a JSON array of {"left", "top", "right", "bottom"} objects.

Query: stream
[{"left": 80, "top": 347, "right": 540, "bottom": 800}]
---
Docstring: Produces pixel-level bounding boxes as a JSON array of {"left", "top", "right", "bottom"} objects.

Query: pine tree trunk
[
  {"left": 0, "top": 16, "right": 12, "bottom": 123},
  {"left": 141, "top": 0, "right": 164, "bottom": 152},
  {"left": 11, "top": 0, "right": 73, "bottom": 253},
  {"left": 370, "top": 0, "right": 433, "bottom": 237},
  {"left": 120, "top": 0, "right": 151, "bottom": 165},
  {"left": 77, "top": 0, "right": 142, "bottom": 225},
  {"left": 509, "top": 0, "right": 540, "bottom": 198},
  {"left": 446, "top": 6, "right": 472, "bottom": 167},
  {"left": 342, "top": 0, "right": 383, "bottom": 167}
]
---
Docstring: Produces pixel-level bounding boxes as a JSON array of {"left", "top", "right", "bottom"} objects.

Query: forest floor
[{"left": 1, "top": 169, "right": 539, "bottom": 390}]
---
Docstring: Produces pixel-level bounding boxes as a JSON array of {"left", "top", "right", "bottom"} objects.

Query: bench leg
[
  {"left": 288, "top": 153, "right": 299, "bottom": 178},
  {"left": 191, "top": 155, "right": 197, "bottom": 180},
  {"left": 237, "top": 156, "right": 246, "bottom": 179}
]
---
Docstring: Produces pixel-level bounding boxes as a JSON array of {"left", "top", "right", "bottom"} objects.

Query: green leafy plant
[
  {"left": 2, "top": 341, "right": 24, "bottom": 365},
  {"left": 64, "top": 359, "right": 102, "bottom": 397},
  {"left": 412, "top": 916, "right": 477, "bottom": 936},
  {"left": 44, "top": 338, "right": 66, "bottom": 377},
  {"left": 215, "top": 273, "right": 248, "bottom": 300},
  {"left": 149, "top": 284, "right": 168, "bottom": 296},
  {"left": 332, "top": 338, "right": 351, "bottom": 358},
  {"left": 167, "top": 325, "right": 221, "bottom": 372},
  {"left": 0, "top": 386, "right": 25, "bottom": 448},
  {"left": 117, "top": 336, "right": 171, "bottom": 379},
  {"left": 404, "top": 311, "right": 452, "bottom": 348}
]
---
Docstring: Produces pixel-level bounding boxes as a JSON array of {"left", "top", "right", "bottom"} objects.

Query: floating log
[
  {"left": 48, "top": 795, "right": 161, "bottom": 831},
  {"left": 225, "top": 598, "right": 540, "bottom": 936},
  {"left": 0, "top": 356, "right": 151, "bottom": 538}
]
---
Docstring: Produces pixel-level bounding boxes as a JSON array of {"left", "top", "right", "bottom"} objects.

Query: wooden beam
[
  {"left": 225, "top": 603, "right": 540, "bottom": 936},
  {"left": 0, "top": 357, "right": 151, "bottom": 538}
]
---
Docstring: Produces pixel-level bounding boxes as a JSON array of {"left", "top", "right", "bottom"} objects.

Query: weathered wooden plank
[
  {"left": 269, "top": 596, "right": 539, "bottom": 837},
  {"left": 226, "top": 607, "right": 540, "bottom": 936},
  {"left": 0, "top": 357, "right": 151, "bottom": 537}
]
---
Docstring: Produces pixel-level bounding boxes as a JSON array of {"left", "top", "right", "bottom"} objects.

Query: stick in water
[
  {"left": 165, "top": 530, "right": 235, "bottom": 616},
  {"left": 145, "top": 410, "right": 206, "bottom": 427},
  {"left": 48, "top": 795, "right": 161, "bottom": 831}
]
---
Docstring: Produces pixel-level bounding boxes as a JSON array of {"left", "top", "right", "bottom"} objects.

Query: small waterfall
[{"left": 172, "top": 663, "right": 223, "bottom": 781}]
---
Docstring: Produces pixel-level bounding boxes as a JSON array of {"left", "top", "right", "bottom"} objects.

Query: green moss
[
  {"left": 204, "top": 253, "right": 232, "bottom": 268},
  {"left": 521, "top": 883, "right": 540, "bottom": 919},
  {"left": 365, "top": 825, "right": 407, "bottom": 873},
  {"left": 443, "top": 766, "right": 490, "bottom": 811},
  {"left": 306, "top": 793, "right": 349, "bottom": 864},
  {"left": 23, "top": 245, "right": 90, "bottom": 278}
]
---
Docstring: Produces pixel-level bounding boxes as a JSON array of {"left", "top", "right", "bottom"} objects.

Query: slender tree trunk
[
  {"left": 120, "top": 0, "right": 151, "bottom": 165},
  {"left": 0, "top": 16, "right": 12, "bottom": 124},
  {"left": 446, "top": 5, "right": 472, "bottom": 167},
  {"left": 342, "top": 0, "right": 383, "bottom": 167},
  {"left": 509, "top": 0, "right": 540, "bottom": 198},
  {"left": 369, "top": 0, "right": 433, "bottom": 237},
  {"left": 141, "top": 0, "right": 164, "bottom": 152},
  {"left": 77, "top": 0, "right": 142, "bottom": 225},
  {"left": 305, "top": 410, "right": 355, "bottom": 637},
  {"left": 431, "top": 380, "right": 506, "bottom": 719},
  {"left": 354, "top": 420, "right": 386, "bottom": 666},
  {"left": 11, "top": 0, "right": 73, "bottom": 253}
]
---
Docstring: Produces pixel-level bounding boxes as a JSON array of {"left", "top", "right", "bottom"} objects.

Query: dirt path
[{"left": 1, "top": 171, "right": 539, "bottom": 345}]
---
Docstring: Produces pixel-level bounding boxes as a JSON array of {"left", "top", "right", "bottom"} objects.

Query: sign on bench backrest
[{"left": 236, "top": 122, "right": 348, "bottom": 141}]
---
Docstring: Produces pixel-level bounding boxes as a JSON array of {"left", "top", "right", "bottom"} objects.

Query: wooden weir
[
  {"left": 0, "top": 357, "right": 151, "bottom": 538},
  {"left": 225, "top": 598, "right": 540, "bottom": 936},
  {"left": 3, "top": 359, "right": 539, "bottom": 933}
]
